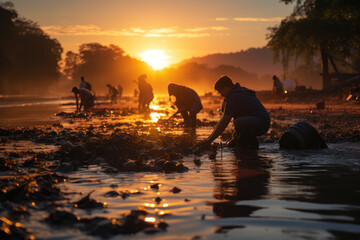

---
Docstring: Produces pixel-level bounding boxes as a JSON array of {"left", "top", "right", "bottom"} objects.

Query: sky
[{"left": 10, "top": 0, "right": 295, "bottom": 67}]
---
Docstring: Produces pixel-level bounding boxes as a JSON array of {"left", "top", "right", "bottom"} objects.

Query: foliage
[
  {"left": 64, "top": 43, "right": 152, "bottom": 94},
  {"left": 0, "top": 2, "right": 63, "bottom": 94},
  {"left": 267, "top": 0, "right": 360, "bottom": 73}
]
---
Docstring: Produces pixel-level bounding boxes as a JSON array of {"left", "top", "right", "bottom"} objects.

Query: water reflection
[{"left": 212, "top": 150, "right": 270, "bottom": 218}]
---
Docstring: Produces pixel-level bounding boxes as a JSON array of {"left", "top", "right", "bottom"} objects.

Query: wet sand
[{"left": 1, "top": 96, "right": 360, "bottom": 239}]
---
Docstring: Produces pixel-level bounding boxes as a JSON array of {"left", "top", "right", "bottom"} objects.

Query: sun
[{"left": 139, "top": 50, "right": 170, "bottom": 70}]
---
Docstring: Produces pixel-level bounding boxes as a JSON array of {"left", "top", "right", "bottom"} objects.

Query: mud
[{"left": 1, "top": 98, "right": 360, "bottom": 239}]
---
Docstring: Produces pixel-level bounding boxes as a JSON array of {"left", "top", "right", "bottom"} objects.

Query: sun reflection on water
[{"left": 145, "top": 217, "right": 156, "bottom": 223}]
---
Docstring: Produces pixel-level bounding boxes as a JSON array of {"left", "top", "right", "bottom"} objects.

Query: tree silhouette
[
  {"left": 64, "top": 43, "right": 152, "bottom": 94},
  {"left": 0, "top": 2, "right": 63, "bottom": 94},
  {"left": 267, "top": 0, "right": 360, "bottom": 89}
]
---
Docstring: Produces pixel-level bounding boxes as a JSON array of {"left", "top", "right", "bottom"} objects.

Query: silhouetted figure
[
  {"left": 106, "top": 84, "right": 119, "bottom": 104},
  {"left": 117, "top": 84, "right": 123, "bottom": 101},
  {"left": 79, "top": 76, "right": 92, "bottom": 91},
  {"left": 272, "top": 75, "right": 283, "bottom": 100},
  {"left": 168, "top": 83, "right": 203, "bottom": 128},
  {"left": 71, "top": 87, "right": 95, "bottom": 111},
  {"left": 134, "top": 88, "right": 139, "bottom": 98},
  {"left": 137, "top": 74, "right": 154, "bottom": 112},
  {"left": 196, "top": 75, "right": 270, "bottom": 150}
]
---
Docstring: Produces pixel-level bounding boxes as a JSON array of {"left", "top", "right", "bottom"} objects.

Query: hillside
[{"left": 180, "top": 47, "right": 283, "bottom": 77}]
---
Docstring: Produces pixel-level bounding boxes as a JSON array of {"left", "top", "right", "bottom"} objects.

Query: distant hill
[{"left": 180, "top": 47, "right": 283, "bottom": 77}]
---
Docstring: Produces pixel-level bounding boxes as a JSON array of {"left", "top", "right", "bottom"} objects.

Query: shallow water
[
  {"left": 1, "top": 96, "right": 360, "bottom": 239},
  {"left": 16, "top": 142, "right": 359, "bottom": 240}
]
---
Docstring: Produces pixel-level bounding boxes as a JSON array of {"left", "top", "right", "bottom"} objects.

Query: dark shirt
[
  {"left": 168, "top": 84, "right": 201, "bottom": 110},
  {"left": 224, "top": 83, "right": 269, "bottom": 120}
]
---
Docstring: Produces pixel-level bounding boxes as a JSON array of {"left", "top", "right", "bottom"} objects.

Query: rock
[
  {"left": 157, "top": 221, "right": 169, "bottom": 229},
  {"left": 193, "top": 158, "right": 201, "bottom": 166},
  {"left": 143, "top": 227, "right": 160, "bottom": 234},
  {"left": 104, "top": 166, "right": 118, "bottom": 173},
  {"left": 122, "top": 161, "right": 137, "bottom": 172},
  {"left": 94, "top": 157, "right": 106, "bottom": 165},
  {"left": 74, "top": 191, "right": 106, "bottom": 209},
  {"left": 46, "top": 210, "right": 78, "bottom": 226},
  {"left": 90, "top": 218, "right": 122, "bottom": 237},
  {"left": 164, "top": 160, "right": 176, "bottom": 172},
  {"left": 176, "top": 163, "right": 189, "bottom": 172},
  {"left": 68, "top": 144, "right": 85, "bottom": 159},
  {"left": 155, "top": 197, "right": 162, "bottom": 204},
  {"left": 104, "top": 191, "right": 120, "bottom": 197},
  {"left": 150, "top": 183, "right": 160, "bottom": 189},
  {"left": 61, "top": 142, "right": 74, "bottom": 152},
  {"left": 55, "top": 162, "right": 73, "bottom": 173},
  {"left": 169, "top": 187, "right": 181, "bottom": 194},
  {"left": 0, "top": 217, "right": 34, "bottom": 240}
]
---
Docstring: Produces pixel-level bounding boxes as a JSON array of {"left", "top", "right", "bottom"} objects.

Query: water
[{"left": 1, "top": 95, "right": 360, "bottom": 239}]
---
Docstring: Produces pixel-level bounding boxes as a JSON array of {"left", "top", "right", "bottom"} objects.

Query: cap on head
[{"left": 214, "top": 75, "right": 234, "bottom": 91}]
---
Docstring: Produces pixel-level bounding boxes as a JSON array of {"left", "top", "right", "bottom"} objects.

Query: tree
[
  {"left": 64, "top": 43, "right": 152, "bottom": 94},
  {"left": 267, "top": 0, "right": 360, "bottom": 89},
  {"left": 0, "top": 2, "right": 63, "bottom": 94}
]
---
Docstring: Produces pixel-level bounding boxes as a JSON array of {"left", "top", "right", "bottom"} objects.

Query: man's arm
[{"left": 196, "top": 114, "right": 232, "bottom": 149}]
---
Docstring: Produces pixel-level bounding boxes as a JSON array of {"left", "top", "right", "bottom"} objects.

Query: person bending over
[
  {"left": 196, "top": 75, "right": 270, "bottom": 150},
  {"left": 72, "top": 87, "right": 95, "bottom": 111},
  {"left": 168, "top": 83, "right": 203, "bottom": 128}
]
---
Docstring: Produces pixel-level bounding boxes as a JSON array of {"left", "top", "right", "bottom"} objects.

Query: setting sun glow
[{"left": 139, "top": 50, "right": 170, "bottom": 70}]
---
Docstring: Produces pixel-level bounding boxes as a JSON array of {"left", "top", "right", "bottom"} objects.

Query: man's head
[
  {"left": 214, "top": 75, "right": 235, "bottom": 98},
  {"left": 138, "top": 74, "right": 147, "bottom": 83},
  {"left": 81, "top": 76, "right": 85, "bottom": 82},
  {"left": 168, "top": 83, "right": 177, "bottom": 96},
  {"left": 72, "top": 87, "right": 79, "bottom": 94}
]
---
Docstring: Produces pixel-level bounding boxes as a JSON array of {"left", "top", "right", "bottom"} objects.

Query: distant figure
[
  {"left": 168, "top": 83, "right": 203, "bottom": 128},
  {"left": 134, "top": 88, "right": 139, "bottom": 98},
  {"left": 196, "top": 75, "right": 270, "bottom": 150},
  {"left": 72, "top": 87, "right": 95, "bottom": 111},
  {"left": 117, "top": 84, "right": 123, "bottom": 101},
  {"left": 137, "top": 74, "right": 154, "bottom": 112},
  {"left": 272, "top": 75, "right": 284, "bottom": 100},
  {"left": 107, "top": 84, "right": 119, "bottom": 104},
  {"left": 79, "top": 76, "right": 92, "bottom": 91}
]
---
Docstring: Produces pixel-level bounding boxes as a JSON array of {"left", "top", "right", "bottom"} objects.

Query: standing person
[
  {"left": 167, "top": 83, "right": 203, "bottom": 128},
  {"left": 71, "top": 87, "right": 95, "bottom": 111},
  {"left": 106, "top": 84, "right": 119, "bottom": 104},
  {"left": 196, "top": 75, "right": 270, "bottom": 150},
  {"left": 272, "top": 75, "right": 283, "bottom": 100},
  {"left": 117, "top": 84, "right": 123, "bottom": 102},
  {"left": 79, "top": 76, "right": 92, "bottom": 91},
  {"left": 137, "top": 74, "right": 154, "bottom": 112}
]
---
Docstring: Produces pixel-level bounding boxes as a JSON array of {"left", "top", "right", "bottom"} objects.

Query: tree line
[{"left": 1, "top": 0, "right": 360, "bottom": 95}]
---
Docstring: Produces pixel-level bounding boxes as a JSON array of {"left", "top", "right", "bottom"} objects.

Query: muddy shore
[{"left": 1, "top": 97, "right": 360, "bottom": 239}]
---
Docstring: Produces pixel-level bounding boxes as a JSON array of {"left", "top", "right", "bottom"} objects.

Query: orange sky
[{"left": 11, "top": 0, "right": 294, "bottom": 67}]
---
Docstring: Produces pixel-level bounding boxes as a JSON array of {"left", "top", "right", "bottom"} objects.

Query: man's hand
[{"left": 195, "top": 139, "right": 212, "bottom": 154}]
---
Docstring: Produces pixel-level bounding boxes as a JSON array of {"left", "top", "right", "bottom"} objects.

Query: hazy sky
[{"left": 10, "top": 0, "right": 294, "bottom": 65}]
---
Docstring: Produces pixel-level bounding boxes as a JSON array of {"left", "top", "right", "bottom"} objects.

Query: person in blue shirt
[
  {"left": 196, "top": 75, "right": 270, "bottom": 150},
  {"left": 79, "top": 76, "right": 92, "bottom": 91}
]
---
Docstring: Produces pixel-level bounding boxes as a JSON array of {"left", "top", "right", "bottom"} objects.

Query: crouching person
[{"left": 196, "top": 75, "right": 270, "bottom": 150}]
